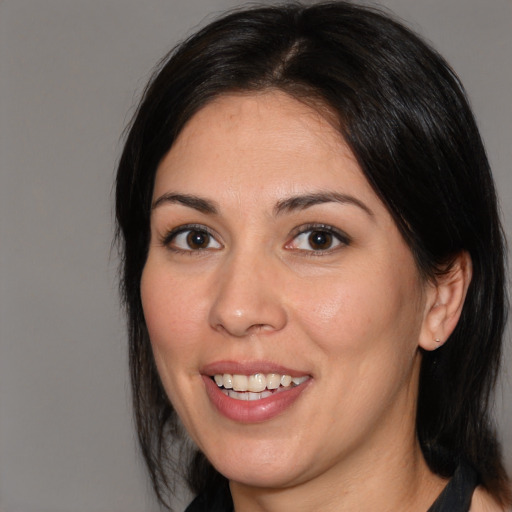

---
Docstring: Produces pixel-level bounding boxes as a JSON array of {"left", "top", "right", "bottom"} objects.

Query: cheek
[
  {"left": 291, "top": 258, "right": 424, "bottom": 360},
  {"left": 140, "top": 261, "right": 206, "bottom": 363},
  {"left": 293, "top": 286, "right": 375, "bottom": 364},
  {"left": 140, "top": 261, "right": 210, "bottom": 430}
]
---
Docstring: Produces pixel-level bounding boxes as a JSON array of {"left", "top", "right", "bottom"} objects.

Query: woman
[{"left": 115, "top": 2, "right": 511, "bottom": 511}]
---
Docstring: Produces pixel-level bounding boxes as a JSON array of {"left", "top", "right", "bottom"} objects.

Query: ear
[{"left": 419, "top": 251, "right": 472, "bottom": 351}]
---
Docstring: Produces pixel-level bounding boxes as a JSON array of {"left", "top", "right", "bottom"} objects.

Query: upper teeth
[{"left": 213, "top": 373, "right": 308, "bottom": 392}]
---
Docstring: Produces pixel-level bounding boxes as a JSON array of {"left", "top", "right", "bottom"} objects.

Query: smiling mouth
[{"left": 211, "top": 373, "right": 310, "bottom": 401}]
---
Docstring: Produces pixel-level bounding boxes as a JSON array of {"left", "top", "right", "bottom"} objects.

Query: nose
[{"left": 208, "top": 252, "right": 288, "bottom": 338}]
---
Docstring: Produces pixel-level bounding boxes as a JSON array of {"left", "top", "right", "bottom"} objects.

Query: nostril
[
  {"left": 212, "top": 320, "right": 284, "bottom": 338},
  {"left": 249, "top": 324, "right": 270, "bottom": 333}
]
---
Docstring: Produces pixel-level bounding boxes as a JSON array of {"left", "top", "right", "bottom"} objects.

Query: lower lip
[{"left": 202, "top": 375, "right": 311, "bottom": 423}]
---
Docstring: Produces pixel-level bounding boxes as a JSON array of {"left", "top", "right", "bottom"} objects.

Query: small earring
[{"left": 434, "top": 338, "right": 441, "bottom": 343}]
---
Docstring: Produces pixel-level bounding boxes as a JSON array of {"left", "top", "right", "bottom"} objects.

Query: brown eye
[
  {"left": 286, "top": 225, "right": 349, "bottom": 253},
  {"left": 166, "top": 226, "right": 222, "bottom": 252},
  {"left": 186, "top": 230, "right": 210, "bottom": 249},
  {"left": 308, "top": 231, "right": 333, "bottom": 250}
]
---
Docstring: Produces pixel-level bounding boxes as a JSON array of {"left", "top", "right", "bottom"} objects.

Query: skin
[
  {"left": 471, "top": 490, "right": 504, "bottom": 512},
  {"left": 141, "top": 91, "right": 474, "bottom": 511}
]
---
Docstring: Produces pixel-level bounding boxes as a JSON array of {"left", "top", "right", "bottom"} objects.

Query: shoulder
[{"left": 470, "top": 486, "right": 509, "bottom": 512}]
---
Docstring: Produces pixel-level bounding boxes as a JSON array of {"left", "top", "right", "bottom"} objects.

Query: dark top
[{"left": 185, "top": 462, "right": 478, "bottom": 512}]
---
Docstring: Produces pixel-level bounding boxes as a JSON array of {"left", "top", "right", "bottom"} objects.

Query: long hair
[{"left": 115, "top": 1, "right": 510, "bottom": 508}]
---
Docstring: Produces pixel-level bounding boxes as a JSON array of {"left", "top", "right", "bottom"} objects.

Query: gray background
[{"left": 0, "top": 1, "right": 510, "bottom": 511}]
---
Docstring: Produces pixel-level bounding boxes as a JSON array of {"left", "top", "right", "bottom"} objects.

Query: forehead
[{"left": 153, "top": 91, "right": 378, "bottom": 210}]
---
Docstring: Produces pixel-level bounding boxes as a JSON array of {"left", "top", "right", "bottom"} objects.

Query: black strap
[
  {"left": 185, "top": 483, "right": 233, "bottom": 512},
  {"left": 427, "top": 463, "right": 479, "bottom": 512}
]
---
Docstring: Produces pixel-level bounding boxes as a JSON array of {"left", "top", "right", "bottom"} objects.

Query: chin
[
  {"left": 205, "top": 440, "right": 311, "bottom": 489},
  {"left": 219, "top": 461, "right": 305, "bottom": 489}
]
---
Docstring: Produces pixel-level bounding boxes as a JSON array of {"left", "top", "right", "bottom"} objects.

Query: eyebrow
[
  {"left": 151, "top": 191, "right": 373, "bottom": 218},
  {"left": 152, "top": 193, "right": 218, "bottom": 214},
  {"left": 274, "top": 192, "right": 374, "bottom": 217}
]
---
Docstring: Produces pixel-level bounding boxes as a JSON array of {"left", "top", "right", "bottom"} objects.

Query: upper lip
[{"left": 201, "top": 360, "right": 310, "bottom": 378}]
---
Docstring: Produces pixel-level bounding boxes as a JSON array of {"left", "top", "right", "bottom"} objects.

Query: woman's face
[{"left": 141, "top": 92, "right": 434, "bottom": 489}]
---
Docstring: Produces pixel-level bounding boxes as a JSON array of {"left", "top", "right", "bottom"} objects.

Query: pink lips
[{"left": 201, "top": 360, "right": 312, "bottom": 423}]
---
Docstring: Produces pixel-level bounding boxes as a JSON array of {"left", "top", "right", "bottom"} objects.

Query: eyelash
[{"left": 160, "top": 223, "right": 351, "bottom": 255}]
